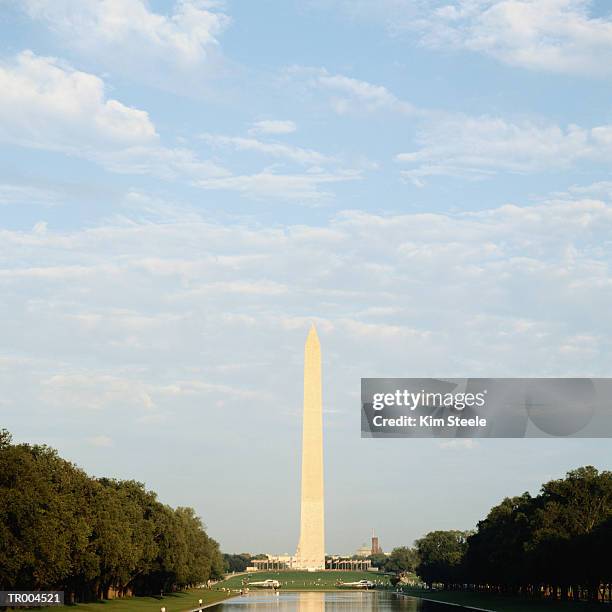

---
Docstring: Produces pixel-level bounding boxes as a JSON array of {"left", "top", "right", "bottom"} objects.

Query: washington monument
[{"left": 294, "top": 324, "right": 325, "bottom": 570}]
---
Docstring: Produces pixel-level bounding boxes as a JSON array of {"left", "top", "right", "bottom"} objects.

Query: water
[{"left": 209, "top": 591, "right": 464, "bottom": 610}]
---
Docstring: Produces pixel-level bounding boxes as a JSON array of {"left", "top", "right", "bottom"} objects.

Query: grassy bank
[
  {"left": 56, "top": 588, "right": 231, "bottom": 612},
  {"left": 219, "top": 570, "right": 390, "bottom": 591},
  {"left": 400, "top": 588, "right": 603, "bottom": 612}
]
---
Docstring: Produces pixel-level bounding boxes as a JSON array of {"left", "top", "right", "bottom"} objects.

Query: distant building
[
  {"left": 326, "top": 556, "right": 372, "bottom": 570},
  {"left": 355, "top": 543, "right": 371, "bottom": 557},
  {"left": 250, "top": 555, "right": 294, "bottom": 570},
  {"left": 248, "top": 553, "right": 372, "bottom": 572},
  {"left": 371, "top": 531, "right": 382, "bottom": 555}
]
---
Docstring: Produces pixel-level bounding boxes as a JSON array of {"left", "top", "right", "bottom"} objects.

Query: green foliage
[
  {"left": 367, "top": 553, "right": 387, "bottom": 569},
  {"left": 0, "top": 429, "right": 12, "bottom": 448},
  {"left": 414, "top": 466, "right": 612, "bottom": 601},
  {"left": 0, "top": 433, "right": 223, "bottom": 602},
  {"left": 223, "top": 553, "right": 252, "bottom": 573},
  {"left": 381, "top": 547, "right": 419, "bottom": 574},
  {"left": 416, "top": 530, "right": 469, "bottom": 587},
  {"left": 465, "top": 493, "right": 534, "bottom": 589}
]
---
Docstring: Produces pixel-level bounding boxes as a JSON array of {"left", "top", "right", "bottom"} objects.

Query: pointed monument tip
[{"left": 306, "top": 322, "right": 320, "bottom": 344}]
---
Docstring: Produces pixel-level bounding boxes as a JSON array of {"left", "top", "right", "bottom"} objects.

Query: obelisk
[{"left": 294, "top": 324, "right": 325, "bottom": 570}]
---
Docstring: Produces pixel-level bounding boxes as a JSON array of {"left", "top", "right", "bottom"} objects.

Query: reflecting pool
[{"left": 209, "top": 591, "right": 467, "bottom": 610}]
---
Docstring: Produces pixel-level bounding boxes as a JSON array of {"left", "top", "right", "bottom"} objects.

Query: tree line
[
  {"left": 0, "top": 430, "right": 224, "bottom": 602},
  {"left": 382, "top": 466, "right": 612, "bottom": 603},
  {"left": 222, "top": 553, "right": 269, "bottom": 573},
  {"left": 369, "top": 547, "right": 419, "bottom": 576}
]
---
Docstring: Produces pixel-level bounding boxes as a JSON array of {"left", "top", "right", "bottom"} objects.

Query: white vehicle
[
  {"left": 337, "top": 579, "right": 375, "bottom": 589},
  {"left": 248, "top": 579, "right": 281, "bottom": 589}
]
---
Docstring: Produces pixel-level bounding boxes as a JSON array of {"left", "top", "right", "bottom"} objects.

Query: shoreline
[
  {"left": 395, "top": 593, "right": 495, "bottom": 612},
  {"left": 396, "top": 589, "right": 609, "bottom": 612}
]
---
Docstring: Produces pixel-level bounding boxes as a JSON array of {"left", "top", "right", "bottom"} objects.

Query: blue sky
[{"left": 1, "top": 0, "right": 612, "bottom": 555}]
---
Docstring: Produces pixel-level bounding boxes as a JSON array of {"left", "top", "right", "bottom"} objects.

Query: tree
[
  {"left": 465, "top": 493, "right": 535, "bottom": 593},
  {"left": 462, "top": 466, "right": 612, "bottom": 602},
  {"left": 367, "top": 553, "right": 387, "bottom": 570},
  {"left": 224, "top": 553, "right": 252, "bottom": 573},
  {"left": 0, "top": 441, "right": 94, "bottom": 593},
  {"left": 0, "top": 429, "right": 11, "bottom": 449},
  {"left": 0, "top": 432, "right": 222, "bottom": 601},
  {"left": 384, "top": 547, "right": 419, "bottom": 575},
  {"left": 416, "top": 531, "right": 469, "bottom": 588},
  {"left": 528, "top": 466, "right": 612, "bottom": 601}
]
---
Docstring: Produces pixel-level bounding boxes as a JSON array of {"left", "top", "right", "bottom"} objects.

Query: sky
[{"left": 1, "top": 0, "right": 612, "bottom": 556}]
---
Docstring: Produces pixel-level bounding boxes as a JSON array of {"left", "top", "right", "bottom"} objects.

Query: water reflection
[{"left": 210, "top": 591, "right": 457, "bottom": 610}]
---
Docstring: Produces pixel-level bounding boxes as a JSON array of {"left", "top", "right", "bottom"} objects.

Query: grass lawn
[
  {"left": 219, "top": 570, "right": 390, "bottom": 591},
  {"left": 400, "top": 588, "right": 604, "bottom": 612},
  {"left": 56, "top": 588, "right": 231, "bottom": 612}
]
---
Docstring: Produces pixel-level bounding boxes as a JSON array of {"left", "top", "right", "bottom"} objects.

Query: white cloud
[
  {"left": 37, "top": 367, "right": 269, "bottom": 418},
  {"left": 438, "top": 439, "right": 479, "bottom": 450},
  {"left": 317, "top": 0, "right": 612, "bottom": 76},
  {"left": 0, "top": 183, "right": 59, "bottom": 206},
  {"left": 566, "top": 181, "right": 612, "bottom": 199},
  {"left": 396, "top": 114, "right": 612, "bottom": 185},
  {"left": 32, "top": 221, "right": 48, "bottom": 235},
  {"left": 201, "top": 134, "right": 335, "bottom": 166},
  {"left": 291, "top": 64, "right": 612, "bottom": 184},
  {"left": 249, "top": 120, "right": 297, "bottom": 135},
  {"left": 290, "top": 66, "right": 416, "bottom": 115},
  {"left": 417, "top": 0, "right": 612, "bottom": 76},
  {"left": 194, "top": 169, "right": 361, "bottom": 201},
  {"left": 14, "top": 0, "right": 230, "bottom": 86},
  {"left": 0, "top": 51, "right": 229, "bottom": 182},
  {"left": 97, "top": 144, "right": 228, "bottom": 180},
  {"left": 88, "top": 434, "right": 113, "bottom": 447},
  {"left": 319, "top": 73, "right": 415, "bottom": 115},
  {"left": 0, "top": 190, "right": 610, "bottom": 386},
  {"left": 198, "top": 121, "right": 365, "bottom": 199},
  {"left": 0, "top": 52, "right": 357, "bottom": 201},
  {"left": 0, "top": 51, "right": 157, "bottom": 153},
  {"left": 43, "top": 372, "right": 156, "bottom": 412}
]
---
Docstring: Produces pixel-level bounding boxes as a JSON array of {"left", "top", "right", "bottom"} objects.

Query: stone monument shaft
[{"left": 295, "top": 324, "right": 325, "bottom": 570}]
